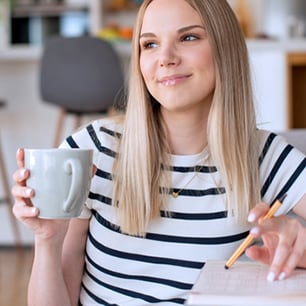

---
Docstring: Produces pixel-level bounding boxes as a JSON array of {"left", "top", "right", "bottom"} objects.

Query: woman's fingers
[
  {"left": 12, "top": 167, "right": 30, "bottom": 191},
  {"left": 11, "top": 164, "right": 36, "bottom": 220},
  {"left": 281, "top": 230, "right": 306, "bottom": 276},
  {"left": 270, "top": 219, "right": 306, "bottom": 280},
  {"left": 13, "top": 199, "right": 39, "bottom": 219},
  {"left": 16, "top": 148, "right": 25, "bottom": 168},
  {"left": 11, "top": 184, "right": 34, "bottom": 198},
  {"left": 246, "top": 242, "right": 271, "bottom": 261},
  {"left": 247, "top": 215, "right": 306, "bottom": 281},
  {"left": 247, "top": 202, "right": 270, "bottom": 223}
]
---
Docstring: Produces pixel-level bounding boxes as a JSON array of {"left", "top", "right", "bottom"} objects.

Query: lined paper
[{"left": 186, "top": 261, "right": 306, "bottom": 305}]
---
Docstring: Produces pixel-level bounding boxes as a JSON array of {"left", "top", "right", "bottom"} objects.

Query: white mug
[{"left": 24, "top": 148, "right": 93, "bottom": 219}]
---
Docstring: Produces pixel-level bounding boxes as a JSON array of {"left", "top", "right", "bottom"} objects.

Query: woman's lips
[{"left": 159, "top": 74, "right": 191, "bottom": 86}]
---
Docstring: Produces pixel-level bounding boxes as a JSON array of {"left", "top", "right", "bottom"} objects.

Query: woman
[{"left": 12, "top": 0, "right": 306, "bottom": 305}]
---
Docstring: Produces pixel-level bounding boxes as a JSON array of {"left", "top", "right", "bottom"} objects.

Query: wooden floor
[{"left": 0, "top": 247, "right": 33, "bottom": 306}]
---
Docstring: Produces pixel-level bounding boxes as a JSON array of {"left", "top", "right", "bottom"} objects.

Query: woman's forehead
[{"left": 140, "top": 0, "right": 202, "bottom": 33}]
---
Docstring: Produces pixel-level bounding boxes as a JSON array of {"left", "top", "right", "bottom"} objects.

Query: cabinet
[
  {"left": 9, "top": 0, "right": 102, "bottom": 46},
  {"left": 248, "top": 40, "right": 306, "bottom": 132},
  {"left": 0, "top": 0, "right": 137, "bottom": 61},
  {"left": 6, "top": 0, "right": 141, "bottom": 48},
  {"left": 287, "top": 53, "right": 306, "bottom": 128}
]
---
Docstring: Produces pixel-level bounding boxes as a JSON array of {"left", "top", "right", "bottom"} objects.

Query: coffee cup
[{"left": 24, "top": 148, "right": 93, "bottom": 219}]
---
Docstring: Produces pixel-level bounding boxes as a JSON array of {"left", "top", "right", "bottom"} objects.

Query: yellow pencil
[{"left": 224, "top": 193, "right": 287, "bottom": 269}]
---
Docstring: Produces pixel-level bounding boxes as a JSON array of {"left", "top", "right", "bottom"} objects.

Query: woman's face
[{"left": 139, "top": 0, "right": 216, "bottom": 114}]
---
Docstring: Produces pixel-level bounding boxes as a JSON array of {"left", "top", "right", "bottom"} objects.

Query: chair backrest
[
  {"left": 40, "top": 36, "right": 125, "bottom": 114},
  {"left": 278, "top": 129, "right": 306, "bottom": 154}
]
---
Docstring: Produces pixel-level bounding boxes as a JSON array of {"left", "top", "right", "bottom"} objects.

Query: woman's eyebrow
[
  {"left": 140, "top": 25, "right": 205, "bottom": 39},
  {"left": 140, "top": 32, "right": 156, "bottom": 39},
  {"left": 177, "top": 25, "right": 205, "bottom": 33}
]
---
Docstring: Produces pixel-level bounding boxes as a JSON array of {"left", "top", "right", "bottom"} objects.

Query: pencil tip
[{"left": 224, "top": 265, "right": 229, "bottom": 270}]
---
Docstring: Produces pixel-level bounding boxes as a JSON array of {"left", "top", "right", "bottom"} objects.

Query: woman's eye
[
  {"left": 142, "top": 41, "right": 158, "bottom": 49},
  {"left": 182, "top": 34, "right": 198, "bottom": 41}
]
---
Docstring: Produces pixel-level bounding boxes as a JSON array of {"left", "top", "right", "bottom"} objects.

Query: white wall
[
  {"left": 0, "top": 60, "right": 53, "bottom": 245},
  {"left": 0, "top": 60, "right": 81, "bottom": 245}
]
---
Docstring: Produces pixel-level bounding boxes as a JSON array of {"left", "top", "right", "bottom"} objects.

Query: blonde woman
[{"left": 12, "top": 0, "right": 306, "bottom": 305}]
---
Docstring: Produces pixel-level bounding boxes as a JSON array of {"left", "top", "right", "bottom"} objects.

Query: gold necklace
[{"left": 172, "top": 164, "right": 204, "bottom": 198}]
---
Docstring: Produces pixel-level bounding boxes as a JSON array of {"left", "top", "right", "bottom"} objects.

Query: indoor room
[{"left": 1, "top": 1, "right": 306, "bottom": 305}]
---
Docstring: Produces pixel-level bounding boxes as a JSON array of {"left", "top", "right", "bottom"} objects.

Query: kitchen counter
[
  {"left": 0, "top": 40, "right": 132, "bottom": 62},
  {"left": 0, "top": 46, "right": 41, "bottom": 61},
  {"left": 247, "top": 38, "right": 306, "bottom": 52}
]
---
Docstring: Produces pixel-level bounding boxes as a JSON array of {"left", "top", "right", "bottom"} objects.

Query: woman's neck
[{"left": 161, "top": 109, "right": 209, "bottom": 155}]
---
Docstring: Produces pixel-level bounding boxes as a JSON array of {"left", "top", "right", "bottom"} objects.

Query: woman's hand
[
  {"left": 11, "top": 148, "right": 69, "bottom": 243},
  {"left": 246, "top": 202, "right": 306, "bottom": 281}
]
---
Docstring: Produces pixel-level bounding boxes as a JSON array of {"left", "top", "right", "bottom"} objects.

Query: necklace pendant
[
  {"left": 172, "top": 192, "right": 179, "bottom": 198},
  {"left": 171, "top": 160, "right": 205, "bottom": 199}
]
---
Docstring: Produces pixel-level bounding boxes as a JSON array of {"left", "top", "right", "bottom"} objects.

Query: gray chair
[{"left": 40, "top": 36, "right": 125, "bottom": 147}]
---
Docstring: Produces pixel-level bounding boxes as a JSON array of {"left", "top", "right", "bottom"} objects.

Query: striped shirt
[{"left": 61, "top": 118, "right": 306, "bottom": 306}]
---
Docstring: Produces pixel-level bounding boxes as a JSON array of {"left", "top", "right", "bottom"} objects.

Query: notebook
[{"left": 186, "top": 260, "right": 306, "bottom": 306}]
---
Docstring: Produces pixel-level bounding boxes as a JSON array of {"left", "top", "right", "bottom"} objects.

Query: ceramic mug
[{"left": 24, "top": 148, "right": 93, "bottom": 219}]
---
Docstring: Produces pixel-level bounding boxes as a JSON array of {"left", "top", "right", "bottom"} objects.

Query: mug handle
[{"left": 63, "top": 158, "right": 83, "bottom": 212}]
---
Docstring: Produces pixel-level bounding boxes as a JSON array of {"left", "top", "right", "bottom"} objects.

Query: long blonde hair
[{"left": 112, "top": 0, "right": 260, "bottom": 236}]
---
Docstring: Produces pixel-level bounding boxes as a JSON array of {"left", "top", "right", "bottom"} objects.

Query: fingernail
[
  {"left": 250, "top": 227, "right": 259, "bottom": 235},
  {"left": 278, "top": 272, "right": 286, "bottom": 281},
  {"left": 248, "top": 213, "right": 256, "bottom": 222},
  {"left": 267, "top": 272, "right": 275, "bottom": 282},
  {"left": 32, "top": 207, "right": 38, "bottom": 214},
  {"left": 21, "top": 168, "right": 27, "bottom": 176},
  {"left": 16, "top": 148, "right": 22, "bottom": 156}
]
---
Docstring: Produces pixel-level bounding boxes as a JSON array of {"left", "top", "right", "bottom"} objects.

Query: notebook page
[{"left": 187, "top": 261, "right": 306, "bottom": 306}]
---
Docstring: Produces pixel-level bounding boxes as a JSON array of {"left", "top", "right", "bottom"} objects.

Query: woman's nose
[{"left": 159, "top": 45, "right": 179, "bottom": 67}]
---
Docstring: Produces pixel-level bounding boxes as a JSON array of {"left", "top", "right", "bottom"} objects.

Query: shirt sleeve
[{"left": 259, "top": 130, "right": 306, "bottom": 215}]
